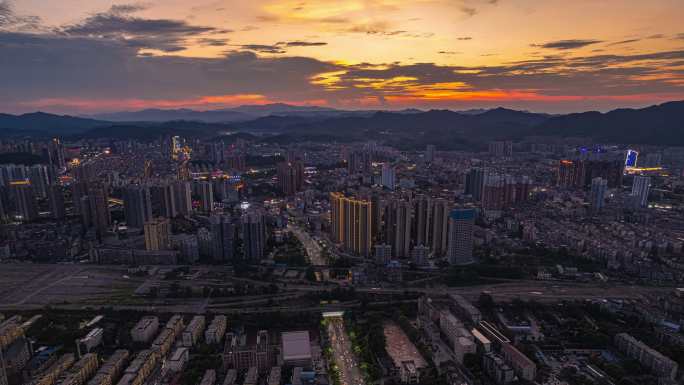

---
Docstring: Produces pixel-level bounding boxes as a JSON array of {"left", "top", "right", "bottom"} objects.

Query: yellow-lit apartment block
[{"left": 329, "top": 192, "right": 372, "bottom": 257}]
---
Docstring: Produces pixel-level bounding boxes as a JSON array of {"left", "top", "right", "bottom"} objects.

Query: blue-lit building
[{"left": 625, "top": 149, "right": 639, "bottom": 168}]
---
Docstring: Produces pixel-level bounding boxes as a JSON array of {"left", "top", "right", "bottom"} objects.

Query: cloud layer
[{"left": 0, "top": 1, "right": 683, "bottom": 113}]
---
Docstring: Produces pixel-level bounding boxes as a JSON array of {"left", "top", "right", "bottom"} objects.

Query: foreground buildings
[{"left": 0, "top": 128, "right": 683, "bottom": 385}]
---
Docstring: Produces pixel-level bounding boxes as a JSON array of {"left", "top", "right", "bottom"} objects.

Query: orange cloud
[{"left": 385, "top": 90, "right": 684, "bottom": 104}]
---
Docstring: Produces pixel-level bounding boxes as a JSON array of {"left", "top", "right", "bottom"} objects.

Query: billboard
[{"left": 625, "top": 149, "right": 639, "bottom": 168}]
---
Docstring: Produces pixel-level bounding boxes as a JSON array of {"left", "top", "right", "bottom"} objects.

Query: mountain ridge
[{"left": 1, "top": 101, "right": 683, "bottom": 148}]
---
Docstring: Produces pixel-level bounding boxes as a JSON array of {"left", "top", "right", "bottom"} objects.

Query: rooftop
[
  {"left": 282, "top": 331, "right": 312, "bottom": 361},
  {"left": 383, "top": 322, "right": 427, "bottom": 369}
]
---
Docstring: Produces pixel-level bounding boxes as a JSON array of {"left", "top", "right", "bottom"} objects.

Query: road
[
  {"left": 290, "top": 226, "right": 326, "bottom": 266},
  {"left": 326, "top": 317, "right": 365, "bottom": 385}
]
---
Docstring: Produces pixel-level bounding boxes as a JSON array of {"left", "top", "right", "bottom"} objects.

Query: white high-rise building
[
  {"left": 631, "top": 176, "right": 651, "bottom": 208},
  {"left": 589, "top": 177, "right": 608, "bottom": 212},
  {"left": 425, "top": 145, "right": 436, "bottom": 163},
  {"left": 381, "top": 163, "right": 396, "bottom": 190}
]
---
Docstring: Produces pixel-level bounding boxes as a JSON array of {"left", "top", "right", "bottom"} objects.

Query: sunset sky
[{"left": 1, "top": 0, "right": 683, "bottom": 114}]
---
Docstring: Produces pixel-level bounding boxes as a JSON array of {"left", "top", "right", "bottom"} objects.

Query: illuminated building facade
[
  {"left": 330, "top": 192, "right": 373, "bottom": 257},
  {"left": 625, "top": 149, "right": 639, "bottom": 168},
  {"left": 557, "top": 159, "right": 623, "bottom": 188},
  {"left": 144, "top": 218, "right": 171, "bottom": 251}
]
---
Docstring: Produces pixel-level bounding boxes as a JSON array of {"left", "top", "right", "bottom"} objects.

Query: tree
[
  {"left": 478, "top": 293, "right": 494, "bottom": 310},
  {"left": 305, "top": 266, "right": 317, "bottom": 281}
]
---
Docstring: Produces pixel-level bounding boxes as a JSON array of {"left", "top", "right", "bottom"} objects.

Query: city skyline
[{"left": 1, "top": 0, "right": 684, "bottom": 114}]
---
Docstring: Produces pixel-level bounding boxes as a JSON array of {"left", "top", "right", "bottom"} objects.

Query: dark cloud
[
  {"left": 197, "top": 38, "right": 229, "bottom": 47},
  {"left": 109, "top": 4, "right": 147, "bottom": 15},
  {"left": 0, "top": 14, "right": 682, "bottom": 114},
  {"left": 62, "top": 5, "right": 220, "bottom": 52},
  {"left": 457, "top": 36, "right": 472, "bottom": 41},
  {"left": 240, "top": 40, "right": 327, "bottom": 53},
  {"left": 533, "top": 39, "right": 603, "bottom": 50},
  {"left": 0, "top": 1, "right": 10, "bottom": 21},
  {"left": 320, "top": 17, "right": 350, "bottom": 24},
  {"left": 438, "top": 51, "right": 462, "bottom": 55},
  {"left": 0, "top": 31, "right": 337, "bottom": 110},
  {"left": 319, "top": 49, "right": 684, "bottom": 104},
  {"left": 255, "top": 14, "right": 279, "bottom": 22},
  {"left": 646, "top": 34, "right": 664, "bottom": 39},
  {"left": 460, "top": 6, "right": 477, "bottom": 17},
  {"left": 676, "top": 33, "right": 684, "bottom": 40},
  {"left": 345, "top": 22, "right": 430, "bottom": 38},
  {"left": 607, "top": 39, "right": 640, "bottom": 46},
  {"left": 240, "top": 44, "right": 286, "bottom": 54},
  {"left": 0, "top": 1, "right": 41, "bottom": 30},
  {"left": 283, "top": 41, "right": 327, "bottom": 47},
  {"left": 346, "top": 21, "right": 392, "bottom": 34}
]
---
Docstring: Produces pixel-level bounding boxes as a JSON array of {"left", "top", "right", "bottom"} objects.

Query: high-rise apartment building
[
  {"left": 199, "top": 181, "right": 214, "bottom": 214},
  {"left": 144, "top": 218, "right": 171, "bottom": 251},
  {"left": 151, "top": 183, "right": 177, "bottom": 218},
  {"left": 558, "top": 159, "right": 623, "bottom": 189},
  {"left": 10, "top": 182, "right": 38, "bottom": 222},
  {"left": 430, "top": 198, "right": 450, "bottom": 257},
  {"left": 28, "top": 164, "right": 50, "bottom": 199},
  {"left": 447, "top": 208, "right": 475, "bottom": 265},
  {"left": 481, "top": 174, "right": 531, "bottom": 211},
  {"left": 47, "top": 138, "right": 66, "bottom": 170},
  {"left": 589, "top": 177, "right": 608, "bottom": 213},
  {"left": 88, "top": 183, "right": 111, "bottom": 238},
  {"left": 413, "top": 195, "right": 431, "bottom": 248},
  {"left": 123, "top": 185, "right": 153, "bottom": 228},
  {"left": 277, "top": 161, "right": 304, "bottom": 196},
  {"left": 385, "top": 199, "right": 412, "bottom": 258},
  {"left": 425, "top": 145, "right": 436, "bottom": 163},
  {"left": 381, "top": 164, "right": 396, "bottom": 190},
  {"left": 631, "top": 175, "right": 651, "bottom": 208},
  {"left": 330, "top": 192, "right": 373, "bottom": 257},
  {"left": 173, "top": 181, "right": 193, "bottom": 216},
  {"left": 488, "top": 141, "right": 513, "bottom": 157},
  {"left": 242, "top": 210, "right": 266, "bottom": 261},
  {"left": 211, "top": 214, "right": 237, "bottom": 262},
  {"left": 346, "top": 151, "right": 372, "bottom": 175},
  {"left": 48, "top": 184, "right": 65, "bottom": 219},
  {"left": 465, "top": 168, "right": 486, "bottom": 201}
]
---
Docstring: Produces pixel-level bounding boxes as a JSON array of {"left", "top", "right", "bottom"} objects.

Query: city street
[
  {"left": 290, "top": 225, "right": 326, "bottom": 266},
  {"left": 326, "top": 317, "right": 365, "bottom": 385}
]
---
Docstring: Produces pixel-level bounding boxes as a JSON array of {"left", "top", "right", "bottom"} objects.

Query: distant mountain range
[
  {"left": 88, "top": 103, "right": 430, "bottom": 123},
  {"left": 89, "top": 103, "right": 360, "bottom": 123},
  {"left": 1, "top": 101, "right": 683, "bottom": 148},
  {"left": 0, "top": 112, "right": 110, "bottom": 134}
]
